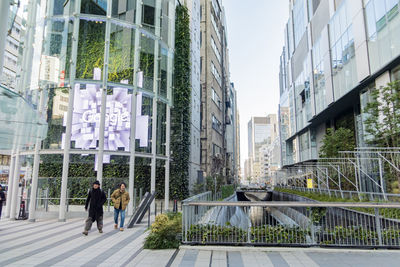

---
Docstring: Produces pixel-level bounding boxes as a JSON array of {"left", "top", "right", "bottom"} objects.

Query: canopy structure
[{"left": 0, "top": 85, "right": 47, "bottom": 150}]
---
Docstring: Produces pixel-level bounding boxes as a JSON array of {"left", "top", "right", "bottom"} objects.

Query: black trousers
[{"left": 0, "top": 202, "right": 3, "bottom": 219}]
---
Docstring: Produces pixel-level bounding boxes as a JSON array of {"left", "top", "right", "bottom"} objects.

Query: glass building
[
  {"left": 278, "top": 0, "right": 400, "bottom": 190},
  {"left": 5, "top": 0, "right": 176, "bottom": 221}
]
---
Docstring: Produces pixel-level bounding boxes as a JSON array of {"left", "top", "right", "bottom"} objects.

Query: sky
[{"left": 223, "top": 0, "right": 289, "bottom": 174}]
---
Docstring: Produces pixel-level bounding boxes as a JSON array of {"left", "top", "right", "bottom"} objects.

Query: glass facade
[
  {"left": 293, "top": 0, "right": 307, "bottom": 48},
  {"left": 312, "top": 37, "right": 326, "bottom": 115},
  {"left": 329, "top": 0, "right": 357, "bottom": 100},
  {"left": 295, "top": 57, "right": 312, "bottom": 131},
  {"left": 27, "top": 0, "right": 175, "bottom": 217},
  {"left": 365, "top": 0, "right": 400, "bottom": 74}
]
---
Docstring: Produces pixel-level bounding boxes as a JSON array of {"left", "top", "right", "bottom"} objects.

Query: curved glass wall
[{"left": 28, "top": 0, "right": 175, "bottom": 217}]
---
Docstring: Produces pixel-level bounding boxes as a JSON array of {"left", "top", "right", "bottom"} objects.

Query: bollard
[
  {"left": 139, "top": 188, "right": 143, "bottom": 203},
  {"left": 161, "top": 201, "right": 163, "bottom": 214},
  {"left": 155, "top": 203, "right": 157, "bottom": 217}
]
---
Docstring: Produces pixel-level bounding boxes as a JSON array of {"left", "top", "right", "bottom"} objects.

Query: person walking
[
  {"left": 83, "top": 180, "right": 107, "bottom": 235},
  {"left": 0, "top": 185, "right": 5, "bottom": 219},
  {"left": 111, "top": 182, "right": 130, "bottom": 231}
]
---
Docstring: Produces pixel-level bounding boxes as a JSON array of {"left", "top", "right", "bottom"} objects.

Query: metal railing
[
  {"left": 276, "top": 186, "right": 400, "bottom": 202},
  {"left": 182, "top": 201, "right": 400, "bottom": 247}
]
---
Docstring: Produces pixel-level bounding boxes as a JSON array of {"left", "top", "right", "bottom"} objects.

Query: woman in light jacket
[{"left": 111, "top": 182, "right": 130, "bottom": 231}]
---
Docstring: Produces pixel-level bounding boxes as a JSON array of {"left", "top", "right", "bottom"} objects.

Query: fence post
[
  {"left": 45, "top": 188, "right": 49, "bottom": 212},
  {"left": 139, "top": 188, "right": 143, "bottom": 203},
  {"left": 247, "top": 207, "right": 251, "bottom": 244},
  {"left": 183, "top": 203, "right": 188, "bottom": 243},
  {"left": 378, "top": 158, "right": 388, "bottom": 201},
  {"left": 374, "top": 208, "right": 383, "bottom": 246},
  {"left": 66, "top": 190, "right": 69, "bottom": 212},
  {"left": 107, "top": 188, "right": 111, "bottom": 212}
]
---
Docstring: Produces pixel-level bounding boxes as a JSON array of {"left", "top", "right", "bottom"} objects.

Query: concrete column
[
  {"left": 29, "top": 89, "right": 45, "bottom": 222},
  {"left": 128, "top": 91, "right": 137, "bottom": 215},
  {"left": 96, "top": 0, "right": 112, "bottom": 184},
  {"left": 10, "top": 151, "right": 21, "bottom": 220},
  {"left": 149, "top": 0, "right": 162, "bottom": 214},
  {"left": 127, "top": 0, "right": 143, "bottom": 215},
  {"left": 59, "top": 0, "right": 81, "bottom": 222},
  {"left": 164, "top": 105, "right": 171, "bottom": 211},
  {"left": 0, "top": 0, "right": 11, "bottom": 79},
  {"left": 5, "top": 153, "right": 15, "bottom": 218},
  {"left": 21, "top": 0, "right": 38, "bottom": 96}
]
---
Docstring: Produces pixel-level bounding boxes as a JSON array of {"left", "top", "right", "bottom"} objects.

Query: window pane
[
  {"left": 76, "top": 18, "right": 106, "bottom": 80},
  {"left": 140, "top": 34, "right": 155, "bottom": 92},
  {"left": 108, "top": 23, "right": 136, "bottom": 84},
  {"left": 81, "top": 0, "right": 107, "bottom": 15},
  {"left": 112, "top": 0, "right": 136, "bottom": 23}
]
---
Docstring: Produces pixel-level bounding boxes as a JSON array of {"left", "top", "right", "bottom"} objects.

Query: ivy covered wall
[{"left": 170, "top": 5, "right": 191, "bottom": 200}]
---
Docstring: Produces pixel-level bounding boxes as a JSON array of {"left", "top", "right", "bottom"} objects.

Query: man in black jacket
[
  {"left": 83, "top": 180, "right": 107, "bottom": 235},
  {"left": 0, "top": 185, "right": 5, "bottom": 219}
]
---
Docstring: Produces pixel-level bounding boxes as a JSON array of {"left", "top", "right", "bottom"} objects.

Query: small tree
[
  {"left": 364, "top": 80, "right": 400, "bottom": 191},
  {"left": 319, "top": 128, "right": 355, "bottom": 158},
  {"left": 364, "top": 81, "right": 400, "bottom": 148}
]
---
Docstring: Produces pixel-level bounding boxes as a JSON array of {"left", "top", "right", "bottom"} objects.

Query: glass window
[
  {"left": 329, "top": 1, "right": 357, "bottom": 100},
  {"left": 140, "top": 34, "right": 155, "bottom": 92},
  {"left": 365, "top": 0, "right": 400, "bottom": 73},
  {"left": 76, "top": 18, "right": 106, "bottom": 80},
  {"left": 211, "top": 14, "right": 221, "bottom": 42},
  {"left": 50, "top": 0, "right": 74, "bottom": 16},
  {"left": 211, "top": 61, "right": 221, "bottom": 86},
  {"left": 212, "top": 115, "right": 222, "bottom": 134},
  {"left": 158, "top": 46, "right": 168, "bottom": 98},
  {"left": 108, "top": 23, "right": 136, "bottom": 84},
  {"left": 293, "top": 0, "right": 307, "bottom": 48},
  {"left": 112, "top": 0, "right": 137, "bottom": 23},
  {"left": 156, "top": 101, "right": 167, "bottom": 155},
  {"left": 135, "top": 93, "right": 153, "bottom": 153},
  {"left": 42, "top": 87, "right": 69, "bottom": 149},
  {"left": 142, "top": 0, "right": 156, "bottom": 33},
  {"left": 81, "top": 0, "right": 107, "bottom": 15},
  {"left": 40, "top": 18, "right": 73, "bottom": 88}
]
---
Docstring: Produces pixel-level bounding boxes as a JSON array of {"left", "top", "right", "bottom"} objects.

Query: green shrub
[
  {"left": 144, "top": 212, "right": 182, "bottom": 249},
  {"left": 221, "top": 184, "right": 236, "bottom": 199}
]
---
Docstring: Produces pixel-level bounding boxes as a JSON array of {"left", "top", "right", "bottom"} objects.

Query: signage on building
[{"left": 62, "top": 68, "right": 149, "bottom": 165}]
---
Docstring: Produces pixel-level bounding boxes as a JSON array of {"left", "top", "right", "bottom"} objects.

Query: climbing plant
[{"left": 170, "top": 5, "right": 191, "bottom": 200}]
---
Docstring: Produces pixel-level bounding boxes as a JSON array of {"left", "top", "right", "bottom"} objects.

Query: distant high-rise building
[{"left": 247, "top": 115, "right": 277, "bottom": 182}]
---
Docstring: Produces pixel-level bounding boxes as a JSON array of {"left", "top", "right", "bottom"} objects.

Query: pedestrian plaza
[{"left": 1, "top": 216, "right": 400, "bottom": 267}]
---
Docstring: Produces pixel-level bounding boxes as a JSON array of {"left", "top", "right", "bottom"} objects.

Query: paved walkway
[{"left": 1, "top": 218, "right": 400, "bottom": 266}]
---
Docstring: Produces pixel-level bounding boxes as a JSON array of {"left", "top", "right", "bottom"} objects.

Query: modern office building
[
  {"left": 4, "top": 0, "right": 176, "bottom": 221},
  {"left": 247, "top": 115, "right": 278, "bottom": 182},
  {"left": 199, "top": 0, "right": 233, "bottom": 181},
  {"left": 279, "top": 0, "right": 400, "bottom": 169}
]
